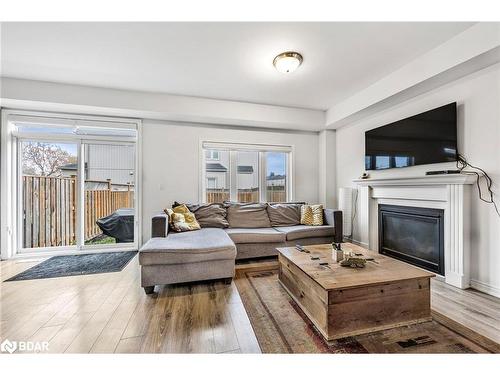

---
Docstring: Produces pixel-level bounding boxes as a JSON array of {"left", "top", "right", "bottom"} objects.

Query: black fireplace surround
[{"left": 378, "top": 204, "right": 444, "bottom": 275}]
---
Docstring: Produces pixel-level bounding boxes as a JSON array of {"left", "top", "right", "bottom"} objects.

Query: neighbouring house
[
  {"left": 205, "top": 150, "right": 285, "bottom": 190},
  {"left": 60, "top": 144, "right": 135, "bottom": 190}
]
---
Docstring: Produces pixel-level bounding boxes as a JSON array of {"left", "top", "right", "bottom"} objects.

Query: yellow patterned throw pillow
[
  {"left": 300, "top": 204, "right": 324, "bottom": 226},
  {"left": 164, "top": 204, "right": 201, "bottom": 232}
]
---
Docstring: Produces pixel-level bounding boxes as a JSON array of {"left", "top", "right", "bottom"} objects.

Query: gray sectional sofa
[{"left": 139, "top": 202, "right": 343, "bottom": 294}]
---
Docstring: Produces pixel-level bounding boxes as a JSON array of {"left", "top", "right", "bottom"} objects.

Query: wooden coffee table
[{"left": 277, "top": 243, "right": 435, "bottom": 341}]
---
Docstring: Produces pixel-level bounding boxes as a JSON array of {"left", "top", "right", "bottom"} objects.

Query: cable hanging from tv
[{"left": 457, "top": 154, "right": 500, "bottom": 218}]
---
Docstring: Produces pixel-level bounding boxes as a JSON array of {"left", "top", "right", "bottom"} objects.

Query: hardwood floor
[
  {"left": 0, "top": 255, "right": 260, "bottom": 353},
  {"left": 1, "top": 254, "right": 499, "bottom": 353},
  {"left": 431, "top": 279, "right": 500, "bottom": 345}
]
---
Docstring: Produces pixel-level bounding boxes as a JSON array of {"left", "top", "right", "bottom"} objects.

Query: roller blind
[
  {"left": 202, "top": 141, "right": 291, "bottom": 153},
  {"left": 11, "top": 116, "right": 137, "bottom": 141}
]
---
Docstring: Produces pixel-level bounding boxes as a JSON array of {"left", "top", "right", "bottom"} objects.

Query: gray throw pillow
[
  {"left": 184, "top": 203, "right": 229, "bottom": 228},
  {"left": 226, "top": 202, "right": 271, "bottom": 228},
  {"left": 267, "top": 203, "right": 302, "bottom": 226}
]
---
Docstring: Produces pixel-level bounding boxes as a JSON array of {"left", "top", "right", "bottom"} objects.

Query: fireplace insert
[{"left": 378, "top": 204, "right": 444, "bottom": 275}]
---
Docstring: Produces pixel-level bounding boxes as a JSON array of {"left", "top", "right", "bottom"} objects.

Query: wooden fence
[
  {"left": 84, "top": 188, "right": 133, "bottom": 240},
  {"left": 206, "top": 189, "right": 230, "bottom": 204},
  {"left": 206, "top": 187, "right": 286, "bottom": 204},
  {"left": 22, "top": 176, "right": 133, "bottom": 248}
]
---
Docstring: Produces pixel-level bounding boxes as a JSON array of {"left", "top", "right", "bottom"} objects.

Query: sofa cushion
[
  {"left": 224, "top": 227, "right": 286, "bottom": 244},
  {"left": 267, "top": 203, "right": 302, "bottom": 226},
  {"left": 139, "top": 228, "right": 236, "bottom": 265},
  {"left": 274, "top": 225, "right": 334, "bottom": 241},
  {"left": 185, "top": 203, "right": 229, "bottom": 228},
  {"left": 226, "top": 202, "right": 271, "bottom": 228}
]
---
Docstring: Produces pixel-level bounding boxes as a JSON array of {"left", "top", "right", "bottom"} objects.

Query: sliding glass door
[
  {"left": 12, "top": 116, "right": 139, "bottom": 254},
  {"left": 20, "top": 140, "right": 79, "bottom": 250},
  {"left": 83, "top": 142, "right": 136, "bottom": 246}
]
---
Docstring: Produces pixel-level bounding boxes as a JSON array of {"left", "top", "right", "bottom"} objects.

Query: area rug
[
  {"left": 5, "top": 251, "right": 137, "bottom": 281},
  {"left": 234, "top": 267, "right": 500, "bottom": 353}
]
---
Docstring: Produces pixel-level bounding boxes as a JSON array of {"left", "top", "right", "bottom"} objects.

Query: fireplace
[{"left": 378, "top": 204, "right": 444, "bottom": 275}]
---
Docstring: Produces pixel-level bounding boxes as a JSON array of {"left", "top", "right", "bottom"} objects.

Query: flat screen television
[{"left": 365, "top": 102, "right": 457, "bottom": 170}]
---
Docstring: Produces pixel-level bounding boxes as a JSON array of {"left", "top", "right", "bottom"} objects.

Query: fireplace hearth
[{"left": 378, "top": 204, "right": 444, "bottom": 275}]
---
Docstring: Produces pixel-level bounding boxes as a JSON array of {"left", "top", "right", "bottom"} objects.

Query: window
[
  {"left": 202, "top": 142, "right": 291, "bottom": 203},
  {"left": 266, "top": 152, "right": 287, "bottom": 202},
  {"left": 7, "top": 113, "right": 139, "bottom": 255},
  {"left": 205, "top": 150, "right": 220, "bottom": 161},
  {"left": 207, "top": 177, "right": 217, "bottom": 189},
  {"left": 237, "top": 151, "right": 259, "bottom": 203},
  {"left": 205, "top": 149, "right": 230, "bottom": 203}
]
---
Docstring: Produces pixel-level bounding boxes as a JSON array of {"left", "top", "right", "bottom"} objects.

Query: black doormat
[{"left": 5, "top": 251, "right": 137, "bottom": 282}]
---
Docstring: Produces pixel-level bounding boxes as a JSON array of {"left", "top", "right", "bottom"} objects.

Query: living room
[{"left": 1, "top": 1, "right": 499, "bottom": 373}]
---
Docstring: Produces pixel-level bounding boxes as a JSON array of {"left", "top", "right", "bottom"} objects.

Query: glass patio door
[
  {"left": 82, "top": 142, "right": 136, "bottom": 247},
  {"left": 12, "top": 115, "right": 139, "bottom": 255}
]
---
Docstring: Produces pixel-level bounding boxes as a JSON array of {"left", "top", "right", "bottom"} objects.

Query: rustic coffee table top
[{"left": 277, "top": 243, "right": 434, "bottom": 291}]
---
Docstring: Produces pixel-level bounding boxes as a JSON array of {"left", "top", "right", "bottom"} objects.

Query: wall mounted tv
[{"left": 365, "top": 102, "right": 457, "bottom": 170}]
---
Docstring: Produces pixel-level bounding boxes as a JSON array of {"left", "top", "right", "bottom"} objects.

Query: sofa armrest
[
  {"left": 323, "top": 208, "right": 335, "bottom": 226},
  {"left": 152, "top": 213, "right": 169, "bottom": 237},
  {"left": 324, "top": 208, "right": 343, "bottom": 240}
]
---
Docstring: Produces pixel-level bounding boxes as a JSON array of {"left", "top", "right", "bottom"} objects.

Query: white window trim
[
  {"left": 199, "top": 140, "right": 293, "bottom": 203},
  {"left": 0, "top": 109, "right": 142, "bottom": 259}
]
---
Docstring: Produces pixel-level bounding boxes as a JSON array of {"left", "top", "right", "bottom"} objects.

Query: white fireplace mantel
[{"left": 354, "top": 174, "right": 476, "bottom": 289}]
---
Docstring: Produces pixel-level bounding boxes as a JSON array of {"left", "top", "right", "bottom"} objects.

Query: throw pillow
[
  {"left": 267, "top": 203, "right": 302, "bottom": 226},
  {"left": 300, "top": 204, "right": 324, "bottom": 226},
  {"left": 185, "top": 203, "right": 229, "bottom": 228},
  {"left": 226, "top": 202, "right": 271, "bottom": 228},
  {"left": 164, "top": 204, "right": 201, "bottom": 232}
]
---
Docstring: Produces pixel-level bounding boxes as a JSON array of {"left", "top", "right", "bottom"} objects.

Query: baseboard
[
  {"left": 470, "top": 279, "right": 500, "bottom": 298},
  {"left": 347, "top": 238, "right": 369, "bottom": 249}
]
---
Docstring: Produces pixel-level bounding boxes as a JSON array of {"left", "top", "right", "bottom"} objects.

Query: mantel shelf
[{"left": 353, "top": 173, "right": 476, "bottom": 186}]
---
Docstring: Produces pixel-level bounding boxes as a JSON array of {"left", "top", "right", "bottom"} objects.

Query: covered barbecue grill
[{"left": 96, "top": 208, "right": 135, "bottom": 243}]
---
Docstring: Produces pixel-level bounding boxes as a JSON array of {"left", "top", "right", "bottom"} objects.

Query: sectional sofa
[{"left": 139, "top": 202, "right": 343, "bottom": 294}]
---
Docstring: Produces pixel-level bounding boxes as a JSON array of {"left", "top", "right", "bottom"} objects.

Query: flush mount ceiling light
[{"left": 273, "top": 51, "right": 303, "bottom": 73}]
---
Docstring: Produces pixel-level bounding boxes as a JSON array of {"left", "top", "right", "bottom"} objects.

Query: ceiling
[{"left": 0, "top": 22, "right": 474, "bottom": 110}]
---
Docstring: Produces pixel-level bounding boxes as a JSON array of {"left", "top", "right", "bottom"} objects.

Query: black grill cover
[{"left": 96, "top": 208, "right": 135, "bottom": 243}]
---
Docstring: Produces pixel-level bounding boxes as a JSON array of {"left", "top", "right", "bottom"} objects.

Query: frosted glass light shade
[{"left": 273, "top": 52, "right": 303, "bottom": 73}]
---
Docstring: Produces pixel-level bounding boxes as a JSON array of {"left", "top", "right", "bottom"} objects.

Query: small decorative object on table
[
  {"left": 332, "top": 243, "right": 344, "bottom": 263},
  {"left": 340, "top": 257, "right": 367, "bottom": 268}
]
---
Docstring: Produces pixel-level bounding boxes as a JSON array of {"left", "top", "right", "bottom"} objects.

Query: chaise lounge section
[{"left": 139, "top": 202, "right": 343, "bottom": 294}]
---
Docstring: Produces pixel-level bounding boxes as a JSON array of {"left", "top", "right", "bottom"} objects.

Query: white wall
[
  {"left": 335, "top": 63, "right": 500, "bottom": 296},
  {"left": 141, "top": 121, "right": 320, "bottom": 241},
  {"left": 318, "top": 129, "right": 336, "bottom": 208},
  {"left": 1, "top": 77, "right": 325, "bottom": 131}
]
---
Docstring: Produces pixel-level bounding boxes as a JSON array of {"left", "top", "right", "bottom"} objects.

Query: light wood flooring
[
  {"left": 0, "top": 255, "right": 260, "bottom": 353},
  {"left": 1, "top": 254, "right": 499, "bottom": 353}
]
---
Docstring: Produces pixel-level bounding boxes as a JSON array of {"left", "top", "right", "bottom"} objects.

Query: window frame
[
  {"left": 199, "top": 141, "right": 293, "bottom": 204},
  {"left": 1, "top": 110, "right": 142, "bottom": 259}
]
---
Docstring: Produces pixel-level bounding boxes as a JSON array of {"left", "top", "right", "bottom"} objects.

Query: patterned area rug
[
  {"left": 5, "top": 251, "right": 137, "bottom": 281},
  {"left": 234, "top": 267, "right": 499, "bottom": 353}
]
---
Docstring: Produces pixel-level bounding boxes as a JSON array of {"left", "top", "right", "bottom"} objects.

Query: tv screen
[{"left": 365, "top": 103, "right": 457, "bottom": 170}]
